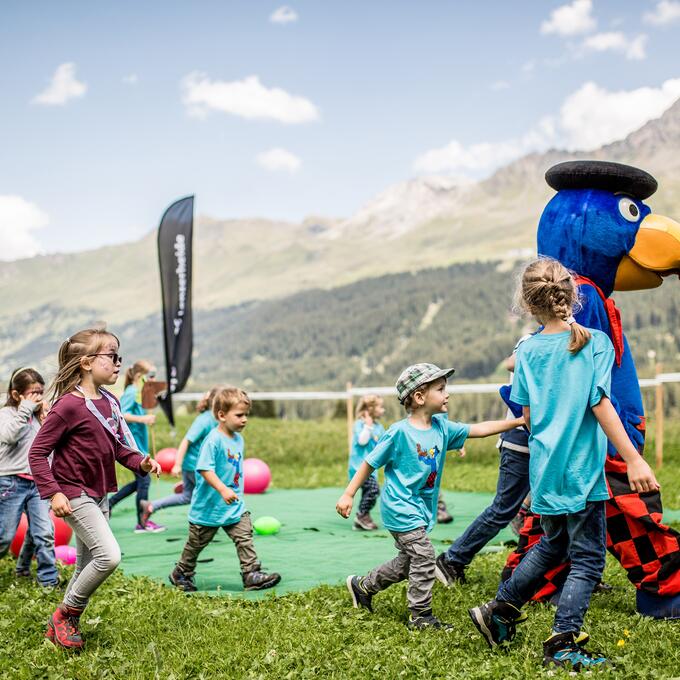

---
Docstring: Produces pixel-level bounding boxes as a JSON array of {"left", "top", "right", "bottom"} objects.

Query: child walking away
[
  {"left": 336, "top": 363, "right": 524, "bottom": 630},
  {"left": 349, "top": 395, "right": 385, "bottom": 531},
  {"left": 469, "top": 258, "right": 659, "bottom": 671},
  {"left": 109, "top": 360, "right": 165, "bottom": 532},
  {"left": 169, "top": 386, "right": 280, "bottom": 592},
  {"left": 140, "top": 387, "right": 219, "bottom": 524},
  {"left": 29, "top": 329, "right": 161, "bottom": 651},
  {"left": 0, "top": 368, "right": 59, "bottom": 587}
]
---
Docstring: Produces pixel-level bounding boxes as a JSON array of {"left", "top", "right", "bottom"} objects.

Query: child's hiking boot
[
  {"left": 434, "top": 553, "right": 466, "bottom": 586},
  {"left": 543, "top": 631, "right": 608, "bottom": 671},
  {"left": 242, "top": 568, "right": 281, "bottom": 591},
  {"left": 353, "top": 512, "right": 378, "bottom": 531},
  {"left": 468, "top": 599, "right": 525, "bottom": 648},
  {"left": 436, "top": 497, "right": 454, "bottom": 524},
  {"left": 346, "top": 575, "right": 373, "bottom": 612},
  {"left": 407, "top": 609, "right": 453, "bottom": 631},
  {"left": 46, "top": 604, "right": 84, "bottom": 651},
  {"left": 143, "top": 520, "right": 167, "bottom": 533},
  {"left": 139, "top": 499, "right": 153, "bottom": 525},
  {"left": 168, "top": 567, "right": 197, "bottom": 592}
]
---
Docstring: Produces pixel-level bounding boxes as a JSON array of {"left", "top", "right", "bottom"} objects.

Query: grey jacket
[{"left": 0, "top": 401, "right": 41, "bottom": 476}]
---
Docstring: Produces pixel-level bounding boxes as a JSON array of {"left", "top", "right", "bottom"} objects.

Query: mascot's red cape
[{"left": 503, "top": 161, "right": 680, "bottom": 619}]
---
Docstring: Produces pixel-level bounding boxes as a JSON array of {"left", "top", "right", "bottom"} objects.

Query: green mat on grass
[{"left": 108, "top": 482, "right": 517, "bottom": 599}]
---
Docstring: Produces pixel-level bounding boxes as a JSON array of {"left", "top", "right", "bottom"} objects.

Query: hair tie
[{"left": 567, "top": 316, "right": 576, "bottom": 325}]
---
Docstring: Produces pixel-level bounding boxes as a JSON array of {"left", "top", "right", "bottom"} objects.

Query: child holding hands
[{"left": 337, "top": 363, "right": 523, "bottom": 630}]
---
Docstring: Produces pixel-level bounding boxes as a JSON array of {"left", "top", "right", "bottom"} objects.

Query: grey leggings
[{"left": 63, "top": 494, "right": 121, "bottom": 610}]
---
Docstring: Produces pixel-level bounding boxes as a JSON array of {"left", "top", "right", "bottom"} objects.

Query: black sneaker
[
  {"left": 437, "top": 497, "right": 454, "bottom": 524},
  {"left": 594, "top": 581, "right": 613, "bottom": 594},
  {"left": 168, "top": 567, "right": 197, "bottom": 592},
  {"left": 407, "top": 609, "right": 453, "bottom": 631},
  {"left": 543, "top": 631, "right": 608, "bottom": 671},
  {"left": 346, "top": 575, "right": 373, "bottom": 612},
  {"left": 242, "top": 569, "right": 281, "bottom": 591},
  {"left": 434, "top": 553, "right": 466, "bottom": 586},
  {"left": 468, "top": 599, "right": 525, "bottom": 648}
]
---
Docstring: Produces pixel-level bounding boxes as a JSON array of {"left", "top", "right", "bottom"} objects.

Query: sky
[{"left": 2, "top": 0, "right": 680, "bottom": 259}]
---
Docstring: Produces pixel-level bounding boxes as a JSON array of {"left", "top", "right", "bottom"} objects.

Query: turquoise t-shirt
[
  {"left": 189, "top": 428, "right": 245, "bottom": 527},
  {"left": 510, "top": 328, "right": 614, "bottom": 516},
  {"left": 365, "top": 414, "right": 469, "bottom": 533},
  {"left": 183, "top": 410, "right": 218, "bottom": 472},
  {"left": 348, "top": 419, "right": 385, "bottom": 480},
  {"left": 120, "top": 384, "right": 148, "bottom": 454}
]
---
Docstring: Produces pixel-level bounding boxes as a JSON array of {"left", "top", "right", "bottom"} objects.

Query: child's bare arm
[
  {"left": 591, "top": 397, "right": 659, "bottom": 493},
  {"left": 336, "top": 461, "right": 375, "bottom": 518},
  {"left": 200, "top": 470, "right": 238, "bottom": 503},
  {"left": 467, "top": 417, "right": 525, "bottom": 438},
  {"left": 523, "top": 406, "right": 531, "bottom": 432}
]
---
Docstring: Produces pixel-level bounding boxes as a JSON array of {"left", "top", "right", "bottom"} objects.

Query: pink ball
[
  {"left": 156, "top": 448, "right": 177, "bottom": 474},
  {"left": 55, "top": 544, "right": 77, "bottom": 565},
  {"left": 243, "top": 458, "right": 271, "bottom": 494}
]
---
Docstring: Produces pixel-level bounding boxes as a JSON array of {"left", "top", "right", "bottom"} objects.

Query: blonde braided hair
[{"left": 517, "top": 257, "right": 591, "bottom": 354}]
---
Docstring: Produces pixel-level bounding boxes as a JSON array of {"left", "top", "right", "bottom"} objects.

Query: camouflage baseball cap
[{"left": 395, "top": 363, "right": 455, "bottom": 404}]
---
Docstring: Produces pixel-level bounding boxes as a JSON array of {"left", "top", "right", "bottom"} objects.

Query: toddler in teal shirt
[{"left": 337, "top": 363, "right": 523, "bottom": 630}]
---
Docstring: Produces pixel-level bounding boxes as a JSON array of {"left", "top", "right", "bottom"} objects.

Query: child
[
  {"left": 140, "top": 387, "right": 219, "bottom": 523},
  {"left": 168, "top": 386, "right": 280, "bottom": 592},
  {"left": 349, "top": 394, "right": 385, "bottom": 531},
  {"left": 0, "top": 368, "right": 59, "bottom": 587},
  {"left": 468, "top": 258, "right": 659, "bottom": 671},
  {"left": 109, "top": 360, "right": 165, "bottom": 532},
  {"left": 336, "top": 363, "right": 524, "bottom": 630},
  {"left": 29, "top": 328, "right": 161, "bottom": 651}
]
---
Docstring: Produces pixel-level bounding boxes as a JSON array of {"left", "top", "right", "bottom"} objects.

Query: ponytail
[
  {"left": 124, "top": 360, "right": 153, "bottom": 388},
  {"left": 568, "top": 320, "right": 591, "bottom": 355}
]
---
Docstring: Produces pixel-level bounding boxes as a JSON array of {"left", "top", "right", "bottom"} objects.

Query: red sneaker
[{"left": 46, "top": 604, "right": 84, "bottom": 650}]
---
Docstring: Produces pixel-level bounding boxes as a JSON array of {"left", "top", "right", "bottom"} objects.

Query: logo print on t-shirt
[
  {"left": 417, "top": 443, "right": 440, "bottom": 488},
  {"left": 226, "top": 450, "right": 241, "bottom": 487}
]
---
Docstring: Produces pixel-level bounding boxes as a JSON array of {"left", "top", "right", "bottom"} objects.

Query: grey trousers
[
  {"left": 177, "top": 511, "right": 259, "bottom": 576},
  {"left": 362, "top": 526, "right": 435, "bottom": 614},
  {"left": 63, "top": 494, "right": 121, "bottom": 610}
]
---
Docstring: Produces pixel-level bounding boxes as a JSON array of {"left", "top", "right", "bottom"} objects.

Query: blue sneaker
[
  {"left": 468, "top": 599, "right": 526, "bottom": 648},
  {"left": 543, "top": 631, "right": 608, "bottom": 671}
]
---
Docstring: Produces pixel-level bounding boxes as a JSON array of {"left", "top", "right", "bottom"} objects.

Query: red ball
[
  {"left": 243, "top": 458, "right": 271, "bottom": 494},
  {"left": 156, "top": 447, "right": 177, "bottom": 474},
  {"left": 9, "top": 512, "right": 72, "bottom": 556}
]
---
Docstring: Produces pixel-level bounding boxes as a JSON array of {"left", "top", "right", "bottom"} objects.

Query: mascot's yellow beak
[{"left": 614, "top": 214, "right": 680, "bottom": 291}]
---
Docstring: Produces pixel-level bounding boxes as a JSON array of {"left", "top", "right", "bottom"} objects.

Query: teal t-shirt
[
  {"left": 120, "top": 384, "right": 148, "bottom": 454},
  {"left": 348, "top": 419, "right": 385, "bottom": 480},
  {"left": 365, "top": 414, "right": 469, "bottom": 533},
  {"left": 183, "top": 410, "right": 218, "bottom": 472},
  {"left": 510, "top": 328, "right": 614, "bottom": 515},
  {"left": 189, "top": 428, "right": 245, "bottom": 527}
]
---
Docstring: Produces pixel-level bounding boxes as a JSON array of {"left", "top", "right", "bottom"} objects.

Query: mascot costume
[{"left": 503, "top": 160, "right": 680, "bottom": 619}]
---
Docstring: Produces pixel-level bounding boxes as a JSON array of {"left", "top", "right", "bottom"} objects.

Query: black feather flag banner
[{"left": 157, "top": 195, "right": 194, "bottom": 427}]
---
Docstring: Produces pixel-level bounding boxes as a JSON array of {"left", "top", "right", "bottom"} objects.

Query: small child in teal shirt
[
  {"left": 169, "top": 386, "right": 280, "bottom": 592},
  {"left": 349, "top": 394, "right": 385, "bottom": 531},
  {"left": 337, "top": 363, "right": 523, "bottom": 630}
]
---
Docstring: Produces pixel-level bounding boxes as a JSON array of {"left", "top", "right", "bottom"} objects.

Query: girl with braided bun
[{"left": 470, "top": 257, "right": 659, "bottom": 672}]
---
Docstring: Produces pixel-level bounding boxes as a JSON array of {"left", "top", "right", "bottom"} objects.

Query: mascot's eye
[{"left": 618, "top": 197, "right": 640, "bottom": 222}]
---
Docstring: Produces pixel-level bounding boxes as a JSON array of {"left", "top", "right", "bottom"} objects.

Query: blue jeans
[
  {"left": 496, "top": 501, "right": 606, "bottom": 634},
  {"left": 109, "top": 472, "right": 151, "bottom": 525},
  {"left": 445, "top": 447, "right": 530, "bottom": 566},
  {"left": 0, "top": 475, "right": 58, "bottom": 585},
  {"left": 151, "top": 470, "right": 196, "bottom": 512}
]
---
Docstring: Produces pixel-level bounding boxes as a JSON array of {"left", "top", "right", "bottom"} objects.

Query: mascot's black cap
[{"left": 546, "top": 160, "right": 658, "bottom": 200}]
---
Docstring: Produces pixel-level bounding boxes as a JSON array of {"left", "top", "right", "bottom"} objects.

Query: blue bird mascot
[{"left": 504, "top": 160, "right": 680, "bottom": 618}]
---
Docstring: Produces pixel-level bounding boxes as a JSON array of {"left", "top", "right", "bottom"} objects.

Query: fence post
[
  {"left": 655, "top": 363, "right": 664, "bottom": 470},
  {"left": 346, "top": 382, "right": 354, "bottom": 452}
]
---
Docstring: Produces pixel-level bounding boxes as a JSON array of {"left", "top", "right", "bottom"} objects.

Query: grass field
[{"left": 1, "top": 414, "right": 679, "bottom": 679}]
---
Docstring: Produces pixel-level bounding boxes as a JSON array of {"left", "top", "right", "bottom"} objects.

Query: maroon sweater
[{"left": 29, "top": 393, "right": 147, "bottom": 500}]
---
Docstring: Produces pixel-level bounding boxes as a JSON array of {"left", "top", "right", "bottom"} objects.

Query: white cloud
[
  {"left": 644, "top": 1, "right": 680, "bottom": 25},
  {"left": 541, "top": 0, "right": 596, "bottom": 36},
  {"left": 33, "top": 63, "right": 87, "bottom": 106},
  {"left": 256, "top": 148, "right": 301, "bottom": 173},
  {"left": 122, "top": 73, "right": 139, "bottom": 85},
  {"left": 582, "top": 32, "right": 648, "bottom": 60},
  {"left": 270, "top": 6, "right": 298, "bottom": 24},
  {"left": 0, "top": 196, "right": 48, "bottom": 261},
  {"left": 181, "top": 72, "right": 319, "bottom": 123},
  {"left": 490, "top": 80, "right": 510, "bottom": 91},
  {"left": 413, "top": 78, "right": 680, "bottom": 176}
]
